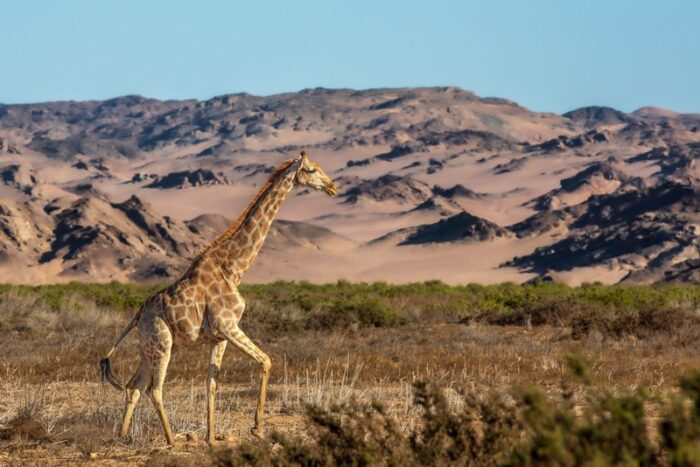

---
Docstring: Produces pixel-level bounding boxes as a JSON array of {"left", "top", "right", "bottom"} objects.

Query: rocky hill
[
  {"left": 144, "top": 169, "right": 230, "bottom": 189},
  {"left": 375, "top": 212, "right": 511, "bottom": 246},
  {"left": 0, "top": 87, "right": 697, "bottom": 284},
  {"left": 508, "top": 178, "right": 699, "bottom": 283}
]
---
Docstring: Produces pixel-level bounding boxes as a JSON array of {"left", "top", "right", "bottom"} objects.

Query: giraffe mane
[{"left": 198, "top": 156, "right": 299, "bottom": 255}]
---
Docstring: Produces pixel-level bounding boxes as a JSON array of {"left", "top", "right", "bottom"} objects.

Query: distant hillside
[{"left": 0, "top": 87, "right": 698, "bottom": 284}]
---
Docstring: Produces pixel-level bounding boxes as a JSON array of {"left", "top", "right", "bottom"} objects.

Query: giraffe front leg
[
  {"left": 206, "top": 340, "right": 227, "bottom": 445},
  {"left": 223, "top": 327, "right": 271, "bottom": 438}
]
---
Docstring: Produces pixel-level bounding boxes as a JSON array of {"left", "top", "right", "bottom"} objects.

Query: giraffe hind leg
[
  {"left": 120, "top": 358, "right": 150, "bottom": 438},
  {"left": 148, "top": 344, "right": 175, "bottom": 446}
]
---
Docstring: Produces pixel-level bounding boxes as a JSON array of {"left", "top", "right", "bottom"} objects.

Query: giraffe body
[{"left": 101, "top": 152, "right": 336, "bottom": 445}]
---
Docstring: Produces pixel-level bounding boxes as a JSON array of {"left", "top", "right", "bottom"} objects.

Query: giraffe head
[{"left": 295, "top": 151, "right": 337, "bottom": 196}]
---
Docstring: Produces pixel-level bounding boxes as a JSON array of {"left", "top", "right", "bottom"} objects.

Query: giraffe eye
[{"left": 306, "top": 168, "right": 317, "bottom": 174}]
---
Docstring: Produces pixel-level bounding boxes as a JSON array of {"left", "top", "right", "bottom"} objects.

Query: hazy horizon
[
  {"left": 1, "top": 1, "right": 699, "bottom": 113},
  {"left": 1, "top": 85, "right": 696, "bottom": 116}
]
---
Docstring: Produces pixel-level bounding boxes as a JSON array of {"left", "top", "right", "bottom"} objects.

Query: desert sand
[{"left": 0, "top": 87, "right": 697, "bottom": 285}]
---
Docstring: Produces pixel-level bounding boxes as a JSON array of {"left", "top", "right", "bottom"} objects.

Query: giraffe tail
[
  {"left": 100, "top": 310, "right": 141, "bottom": 391},
  {"left": 100, "top": 357, "right": 123, "bottom": 391}
]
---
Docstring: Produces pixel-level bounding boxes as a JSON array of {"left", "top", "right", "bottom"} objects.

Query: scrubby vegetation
[
  {"left": 217, "top": 358, "right": 700, "bottom": 466},
  {"left": 1, "top": 281, "right": 700, "bottom": 464},
  {"left": 2, "top": 280, "right": 699, "bottom": 337}
]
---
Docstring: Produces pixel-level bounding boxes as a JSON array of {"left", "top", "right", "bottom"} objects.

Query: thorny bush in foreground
[{"left": 215, "top": 361, "right": 700, "bottom": 467}]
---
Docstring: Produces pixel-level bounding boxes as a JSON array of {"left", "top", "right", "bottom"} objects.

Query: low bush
[
  {"left": 216, "top": 381, "right": 521, "bottom": 466},
  {"left": 216, "top": 362, "right": 700, "bottom": 466},
  {"left": 1, "top": 281, "right": 699, "bottom": 338},
  {"left": 309, "top": 298, "right": 408, "bottom": 329},
  {"left": 481, "top": 296, "right": 700, "bottom": 340}
]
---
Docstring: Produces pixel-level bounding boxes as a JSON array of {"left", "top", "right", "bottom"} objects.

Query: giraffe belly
[
  {"left": 165, "top": 304, "right": 203, "bottom": 345},
  {"left": 166, "top": 306, "right": 221, "bottom": 346}
]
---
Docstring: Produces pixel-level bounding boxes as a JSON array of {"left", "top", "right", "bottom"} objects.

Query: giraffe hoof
[{"left": 250, "top": 427, "right": 265, "bottom": 439}]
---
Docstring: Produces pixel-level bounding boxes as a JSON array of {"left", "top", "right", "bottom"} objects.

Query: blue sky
[{"left": 1, "top": 0, "right": 698, "bottom": 113}]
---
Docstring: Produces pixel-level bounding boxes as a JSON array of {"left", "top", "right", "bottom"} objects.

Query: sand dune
[{"left": 0, "top": 87, "right": 698, "bottom": 284}]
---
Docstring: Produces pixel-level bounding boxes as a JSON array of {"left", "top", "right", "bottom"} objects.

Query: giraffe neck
[{"left": 210, "top": 162, "right": 298, "bottom": 284}]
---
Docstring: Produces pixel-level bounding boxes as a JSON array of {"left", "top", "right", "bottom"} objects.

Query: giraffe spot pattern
[{"left": 113, "top": 156, "right": 322, "bottom": 444}]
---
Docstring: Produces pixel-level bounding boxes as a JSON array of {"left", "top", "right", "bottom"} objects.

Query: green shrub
[
  {"left": 216, "top": 364, "right": 700, "bottom": 466},
  {"left": 308, "top": 298, "right": 407, "bottom": 329},
  {"left": 661, "top": 370, "right": 700, "bottom": 466},
  {"left": 481, "top": 295, "right": 700, "bottom": 340},
  {"left": 510, "top": 388, "right": 655, "bottom": 466},
  {"left": 2, "top": 281, "right": 699, "bottom": 337}
]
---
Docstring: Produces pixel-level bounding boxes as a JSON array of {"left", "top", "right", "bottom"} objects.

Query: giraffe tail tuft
[
  {"left": 100, "top": 309, "right": 140, "bottom": 391},
  {"left": 101, "top": 356, "right": 124, "bottom": 391}
]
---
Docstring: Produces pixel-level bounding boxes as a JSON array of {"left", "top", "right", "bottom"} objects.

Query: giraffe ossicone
[{"left": 100, "top": 151, "right": 337, "bottom": 446}]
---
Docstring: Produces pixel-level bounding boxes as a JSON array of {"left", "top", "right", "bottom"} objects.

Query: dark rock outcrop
[
  {"left": 563, "top": 106, "right": 635, "bottom": 128},
  {"left": 399, "top": 212, "right": 510, "bottom": 245},
  {"left": 341, "top": 174, "right": 433, "bottom": 205},
  {"left": 507, "top": 179, "right": 700, "bottom": 282},
  {"left": 145, "top": 169, "right": 229, "bottom": 189},
  {"left": 432, "top": 184, "right": 486, "bottom": 199}
]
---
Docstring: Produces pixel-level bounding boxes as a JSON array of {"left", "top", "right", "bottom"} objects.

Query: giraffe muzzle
[{"left": 325, "top": 184, "right": 337, "bottom": 196}]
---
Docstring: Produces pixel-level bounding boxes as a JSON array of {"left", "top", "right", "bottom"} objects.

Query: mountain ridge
[{"left": 0, "top": 86, "right": 697, "bottom": 284}]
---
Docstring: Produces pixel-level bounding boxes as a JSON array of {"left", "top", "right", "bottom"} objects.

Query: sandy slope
[{"left": 0, "top": 88, "right": 698, "bottom": 284}]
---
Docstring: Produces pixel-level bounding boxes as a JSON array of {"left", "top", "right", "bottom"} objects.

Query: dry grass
[
  {"left": 216, "top": 370, "right": 700, "bottom": 466},
  {"left": 0, "top": 282, "right": 699, "bottom": 465}
]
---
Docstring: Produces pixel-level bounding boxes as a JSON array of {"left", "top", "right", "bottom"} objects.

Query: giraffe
[{"left": 100, "top": 151, "right": 337, "bottom": 446}]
